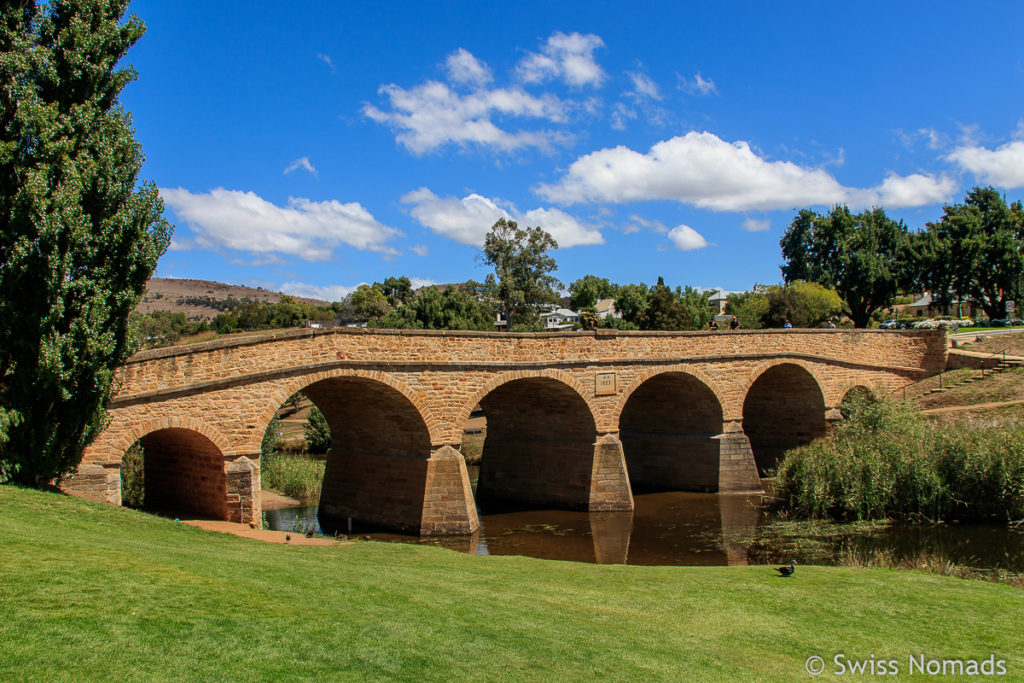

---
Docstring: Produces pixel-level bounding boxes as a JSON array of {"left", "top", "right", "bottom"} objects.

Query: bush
[
  {"left": 304, "top": 407, "right": 332, "bottom": 454},
  {"left": 260, "top": 453, "right": 325, "bottom": 505},
  {"left": 774, "top": 395, "right": 1024, "bottom": 522},
  {"left": 120, "top": 442, "right": 145, "bottom": 509}
]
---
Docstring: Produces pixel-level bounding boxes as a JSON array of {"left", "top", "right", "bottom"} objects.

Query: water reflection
[{"left": 265, "top": 490, "right": 1024, "bottom": 573}]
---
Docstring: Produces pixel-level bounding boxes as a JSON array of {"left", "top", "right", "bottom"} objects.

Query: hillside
[{"left": 136, "top": 278, "right": 330, "bottom": 320}]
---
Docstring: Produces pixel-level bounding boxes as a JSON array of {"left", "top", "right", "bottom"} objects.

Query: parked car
[{"left": 880, "top": 319, "right": 910, "bottom": 329}]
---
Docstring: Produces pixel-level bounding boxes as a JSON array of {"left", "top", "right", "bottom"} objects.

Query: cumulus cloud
[
  {"left": 446, "top": 48, "right": 493, "bottom": 87},
  {"left": 160, "top": 187, "right": 402, "bottom": 261},
  {"left": 284, "top": 157, "right": 317, "bottom": 176},
  {"left": 678, "top": 71, "right": 718, "bottom": 96},
  {"left": 401, "top": 187, "right": 603, "bottom": 248},
  {"left": 742, "top": 217, "right": 771, "bottom": 232},
  {"left": 668, "top": 224, "right": 710, "bottom": 251},
  {"left": 410, "top": 244, "right": 430, "bottom": 256},
  {"left": 536, "top": 131, "right": 955, "bottom": 211},
  {"left": 945, "top": 139, "right": 1024, "bottom": 189},
  {"left": 363, "top": 81, "right": 569, "bottom": 155},
  {"left": 516, "top": 31, "right": 606, "bottom": 88}
]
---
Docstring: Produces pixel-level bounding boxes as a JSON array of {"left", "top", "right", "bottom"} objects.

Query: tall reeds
[{"left": 775, "top": 395, "right": 1024, "bottom": 522}]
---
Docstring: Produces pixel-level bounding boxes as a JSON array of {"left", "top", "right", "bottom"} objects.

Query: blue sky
[{"left": 124, "top": 1, "right": 1024, "bottom": 301}]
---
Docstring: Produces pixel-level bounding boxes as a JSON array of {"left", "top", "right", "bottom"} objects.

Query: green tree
[
  {"left": 726, "top": 288, "right": 769, "bottom": 329},
  {"left": 780, "top": 206, "right": 911, "bottom": 328},
  {"left": 568, "top": 275, "right": 618, "bottom": 311},
  {"left": 0, "top": 1, "right": 171, "bottom": 486},
  {"left": 763, "top": 281, "right": 843, "bottom": 328},
  {"left": 920, "top": 187, "right": 1024, "bottom": 320},
  {"left": 374, "top": 284, "right": 496, "bottom": 330},
  {"left": 639, "top": 277, "right": 690, "bottom": 330},
  {"left": 349, "top": 284, "right": 391, "bottom": 322},
  {"left": 304, "top": 407, "right": 332, "bottom": 454},
  {"left": 481, "top": 218, "right": 560, "bottom": 328},
  {"left": 676, "top": 286, "right": 716, "bottom": 330},
  {"left": 614, "top": 283, "right": 650, "bottom": 326},
  {"left": 374, "top": 276, "right": 414, "bottom": 308}
]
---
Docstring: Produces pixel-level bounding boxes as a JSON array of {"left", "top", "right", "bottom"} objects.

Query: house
[
  {"left": 543, "top": 308, "right": 580, "bottom": 330},
  {"left": 905, "top": 293, "right": 983, "bottom": 319},
  {"left": 594, "top": 298, "right": 620, "bottom": 319}
]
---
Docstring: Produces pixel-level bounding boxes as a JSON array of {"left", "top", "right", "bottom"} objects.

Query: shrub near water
[
  {"left": 775, "top": 396, "right": 1024, "bottom": 522},
  {"left": 260, "top": 453, "right": 325, "bottom": 505}
]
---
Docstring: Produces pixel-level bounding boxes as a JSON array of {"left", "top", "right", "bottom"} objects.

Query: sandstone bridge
[{"left": 62, "top": 327, "right": 947, "bottom": 535}]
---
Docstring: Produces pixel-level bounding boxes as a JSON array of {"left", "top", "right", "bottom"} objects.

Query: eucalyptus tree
[
  {"left": 780, "top": 206, "right": 911, "bottom": 328},
  {"left": 481, "top": 218, "right": 560, "bottom": 329}
]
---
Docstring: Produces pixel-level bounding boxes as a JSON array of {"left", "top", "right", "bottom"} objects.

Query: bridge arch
[
  {"left": 467, "top": 371, "right": 607, "bottom": 511},
  {"left": 617, "top": 370, "right": 725, "bottom": 492},
  {"left": 255, "top": 369, "right": 438, "bottom": 451},
  {"left": 742, "top": 361, "right": 827, "bottom": 475},
  {"left": 130, "top": 426, "right": 229, "bottom": 520}
]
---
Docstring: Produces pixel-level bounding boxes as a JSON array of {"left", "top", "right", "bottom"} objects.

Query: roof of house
[{"left": 595, "top": 298, "right": 615, "bottom": 311}]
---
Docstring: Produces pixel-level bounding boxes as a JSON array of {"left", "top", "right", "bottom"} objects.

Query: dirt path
[
  {"left": 181, "top": 519, "right": 350, "bottom": 546},
  {"left": 262, "top": 490, "right": 302, "bottom": 510},
  {"left": 920, "top": 398, "right": 1024, "bottom": 415}
]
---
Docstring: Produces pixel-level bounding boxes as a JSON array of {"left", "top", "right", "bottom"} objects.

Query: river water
[{"left": 264, "top": 480, "right": 1024, "bottom": 572}]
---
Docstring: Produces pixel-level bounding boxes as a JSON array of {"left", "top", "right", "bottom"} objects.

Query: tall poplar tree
[{"left": 0, "top": 0, "right": 171, "bottom": 486}]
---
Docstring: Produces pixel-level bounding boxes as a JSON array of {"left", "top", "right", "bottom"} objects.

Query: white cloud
[
  {"left": 409, "top": 277, "right": 437, "bottom": 289},
  {"left": 401, "top": 187, "right": 603, "bottom": 248},
  {"left": 678, "top": 71, "right": 718, "bottom": 96},
  {"left": 536, "top": 131, "right": 955, "bottom": 211},
  {"left": 516, "top": 32, "right": 606, "bottom": 88},
  {"left": 160, "top": 187, "right": 402, "bottom": 261},
  {"left": 945, "top": 140, "right": 1024, "bottom": 189},
  {"left": 363, "top": 81, "right": 569, "bottom": 155},
  {"left": 668, "top": 224, "right": 709, "bottom": 251},
  {"left": 742, "top": 217, "right": 771, "bottom": 232},
  {"left": 627, "top": 71, "right": 661, "bottom": 100},
  {"left": 317, "top": 53, "right": 335, "bottom": 72},
  {"left": 284, "top": 157, "right": 317, "bottom": 176},
  {"left": 446, "top": 48, "right": 493, "bottom": 87},
  {"left": 610, "top": 102, "right": 637, "bottom": 131},
  {"left": 625, "top": 214, "right": 668, "bottom": 234},
  {"left": 280, "top": 281, "right": 362, "bottom": 302},
  {"left": 410, "top": 244, "right": 430, "bottom": 256}
]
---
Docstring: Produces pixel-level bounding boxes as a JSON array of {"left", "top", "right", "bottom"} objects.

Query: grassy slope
[{"left": 1, "top": 486, "right": 1021, "bottom": 681}]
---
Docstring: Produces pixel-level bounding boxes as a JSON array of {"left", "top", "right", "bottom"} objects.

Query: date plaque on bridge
[{"left": 595, "top": 372, "right": 617, "bottom": 396}]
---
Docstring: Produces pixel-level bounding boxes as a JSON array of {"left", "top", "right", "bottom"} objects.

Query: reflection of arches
[
  {"left": 618, "top": 372, "right": 724, "bottom": 492},
  {"left": 134, "top": 428, "right": 228, "bottom": 520},
  {"left": 299, "top": 376, "right": 434, "bottom": 533},
  {"left": 475, "top": 376, "right": 600, "bottom": 510},
  {"left": 742, "top": 363, "right": 826, "bottom": 475}
]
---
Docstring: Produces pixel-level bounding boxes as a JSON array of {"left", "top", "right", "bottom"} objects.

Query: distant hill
[{"left": 136, "top": 278, "right": 330, "bottom": 320}]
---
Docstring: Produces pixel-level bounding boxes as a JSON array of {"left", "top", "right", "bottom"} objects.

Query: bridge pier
[
  {"left": 621, "top": 426, "right": 762, "bottom": 494},
  {"left": 476, "top": 433, "right": 633, "bottom": 512},
  {"left": 318, "top": 444, "right": 478, "bottom": 536}
]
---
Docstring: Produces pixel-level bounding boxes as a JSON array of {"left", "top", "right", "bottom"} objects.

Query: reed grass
[
  {"left": 775, "top": 395, "right": 1024, "bottom": 522},
  {"left": 259, "top": 452, "right": 325, "bottom": 505}
]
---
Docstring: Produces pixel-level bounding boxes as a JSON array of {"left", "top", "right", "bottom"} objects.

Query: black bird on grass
[
  {"left": 306, "top": 529, "right": 314, "bottom": 538},
  {"left": 775, "top": 560, "right": 797, "bottom": 577}
]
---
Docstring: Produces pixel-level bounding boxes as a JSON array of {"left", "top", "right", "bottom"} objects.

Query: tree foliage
[
  {"left": 780, "top": 206, "right": 911, "bottom": 327},
  {"left": 373, "top": 283, "right": 496, "bottom": 330},
  {"left": 481, "top": 218, "right": 560, "bottom": 328},
  {"left": 919, "top": 186, "right": 1024, "bottom": 320},
  {"left": 0, "top": 1, "right": 171, "bottom": 485},
  {"left": 304, "top": 407, "right": 331, "bottom": 454},
  {"left": 568, "top": 275, "right": 618, "bottom": 311},
  {"left": 348, "top": 284, "right": 391, "bottom": 322}
]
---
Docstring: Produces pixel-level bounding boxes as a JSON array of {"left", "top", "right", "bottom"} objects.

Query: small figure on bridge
[
  {"left": 730, "top": 316, "right": 739, "bottom": 330},
  {"left": 784, "top": 319, "right": 793, "bottom": 329},
  {"left": 709, "top": 319, "right": 719, "bottom": 331}
]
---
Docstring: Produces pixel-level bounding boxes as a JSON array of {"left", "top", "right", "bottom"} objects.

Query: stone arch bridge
[{"left": 62, "top": 327, "right": 946, "bottom": 535}]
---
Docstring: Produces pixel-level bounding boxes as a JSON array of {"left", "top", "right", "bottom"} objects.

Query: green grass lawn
[{"left": 1, "top": 485, "right": 1021, "bottom": 681}]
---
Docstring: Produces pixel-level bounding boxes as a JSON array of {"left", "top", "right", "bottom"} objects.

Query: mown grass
[
  {"left": 776, "top": 396, "right": 1024, "bottom": 522},
  {"left": 1, "top": 485, "right": 1022, "bottom": 681},
  {"left": 259, "top": 452, "right": 325, "bottom": 504}
]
